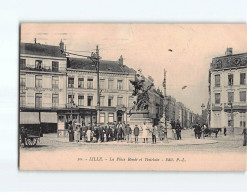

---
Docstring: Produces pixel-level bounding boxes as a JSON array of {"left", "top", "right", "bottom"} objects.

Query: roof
[
  {"left": 67, "top": 57, "right": 136, "bottom": 74},
  {"left": 20, "top": 42, "right": 66, "bottom": 58}
]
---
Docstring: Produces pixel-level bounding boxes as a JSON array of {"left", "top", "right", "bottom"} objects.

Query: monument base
[{"left": 127, "top": 110, "right": 153, "bottom": 126}]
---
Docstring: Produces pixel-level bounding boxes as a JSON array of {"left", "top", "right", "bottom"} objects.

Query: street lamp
[{"left": 61, "top": 45, "right": 101, "bottom": 125}]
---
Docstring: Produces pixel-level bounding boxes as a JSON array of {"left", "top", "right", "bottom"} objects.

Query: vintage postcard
[{"left": 19, "top": 23, "right": 246, "bottom": 171}]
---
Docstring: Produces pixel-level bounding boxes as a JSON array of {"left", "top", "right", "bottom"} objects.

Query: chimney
[
  {"left": 118, "top": 55, "right": 123, "bottom": 65},
  {"left": 225, "top": 48, "right": 233, "bottom": 56},
  {"left": 59, "top": 39, "right": 64, "bottom": 51}
]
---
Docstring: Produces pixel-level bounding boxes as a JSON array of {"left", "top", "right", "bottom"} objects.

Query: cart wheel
[{"left": 25, "top": 138, "right": 38, "bottom": 146}]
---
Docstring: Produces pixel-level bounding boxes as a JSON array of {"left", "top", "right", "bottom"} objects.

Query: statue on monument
[{"left": 129, "top": 69, "right": 154, "bottom": 112}]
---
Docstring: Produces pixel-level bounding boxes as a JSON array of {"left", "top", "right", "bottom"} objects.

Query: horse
[{"left": 204, "top": 128, "right": 221, "bottom": 138}]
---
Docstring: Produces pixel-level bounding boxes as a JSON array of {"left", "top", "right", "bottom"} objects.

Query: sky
[{"left": 21, "top": 23, "right": 247, "bottom": 114}]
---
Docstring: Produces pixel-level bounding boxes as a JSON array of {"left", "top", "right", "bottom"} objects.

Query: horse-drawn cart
[{"left": 19, "top": 127, "right": 41, "bottom": 147}]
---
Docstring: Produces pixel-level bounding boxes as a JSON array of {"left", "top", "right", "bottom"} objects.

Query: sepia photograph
[{"left": 18, "top": 23, "right": 247, "bottom": 171}]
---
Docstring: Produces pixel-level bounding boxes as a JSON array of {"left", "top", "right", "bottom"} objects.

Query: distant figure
[
  {"left": 134, "top": 124, "right": 140, "bottom": 144},
  {"left": 242, "top": 128, "right": 246, "bottom": 146},
  {"left": 68, "top": 121, "right": 74, "bottom": 142},
  {"left": 86, "top": 123, "right": 92, "bottom": 142},
  {"left": 74, "top": 124, "right": 80, "bottom": 143},
  {"left": 142, "top": 122, "right": 149, "bottom": 143},
  {"left": 126, "top": 124, "right": 132, "bottom": 143},
  {"left": 152, "top": 124, "right": 157, "bottom": 144},
  {"left": 122, "top": 121, "right": 127, "bottom": 141},
  {"left": 175, "top": 120, "right": 182, "bottom": 140},
  {"left": 224, "top": 126, "right": 227, "bottom": 136}
]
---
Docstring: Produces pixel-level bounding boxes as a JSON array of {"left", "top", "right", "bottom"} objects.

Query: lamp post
[
  {"left": 228, "top": 102, "right": 234, "bottom": 136},
  {"left": 61, "top": 45, "right": 101, "bottom": 124},
  {"left": 201, "top": 103, "right": 205, "bottom": 124}
]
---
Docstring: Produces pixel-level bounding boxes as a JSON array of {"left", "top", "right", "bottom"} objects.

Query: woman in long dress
[
  {"left": 86, "top": 123, "right": 92, "bottom": 142},
  {"left": 74, "top": 124, "right": 80, "bottom": 143}
]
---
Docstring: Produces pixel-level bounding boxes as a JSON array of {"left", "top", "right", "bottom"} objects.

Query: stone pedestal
[{"left": 128, "top": 110, "right": 153, "bottom": 127}]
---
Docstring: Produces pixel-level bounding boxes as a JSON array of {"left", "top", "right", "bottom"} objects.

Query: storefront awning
[
  {"left": 41, "top": 112, "right": 57, "bottom": 123},
  {"left": 20, "top": 112, "right": 40, "bottom": 124}
]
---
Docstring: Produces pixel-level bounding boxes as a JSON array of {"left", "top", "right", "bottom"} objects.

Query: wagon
[{"left": 19, "top": 127, "right": 41, "bottom": 146}]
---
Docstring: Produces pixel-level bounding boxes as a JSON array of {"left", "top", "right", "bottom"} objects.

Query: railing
[{"left": 20, "top": 66, "right": 65, "bottom": 73}]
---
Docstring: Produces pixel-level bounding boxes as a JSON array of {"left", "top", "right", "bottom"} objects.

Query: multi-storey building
[
  {"left": 60, "top": 56, "right": 136, "bottom": 126},
  {"left": 19, "top": 40, "right": 67, "bottom": 132},
  {"left": 209, "top": 48, "right": 247, "bottom": 133}
]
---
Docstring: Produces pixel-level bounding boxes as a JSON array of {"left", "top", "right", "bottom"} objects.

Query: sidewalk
[{"left": 43, "top": 133, "right": 218, "bottom": 146}]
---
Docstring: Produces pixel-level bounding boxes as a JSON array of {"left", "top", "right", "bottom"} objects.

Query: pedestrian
[
  {"left": 134, "top": 124, "right": 139, "bottom": 144},
  {"left": 113, "top": 121, "right": 117, "bottom": 141},
  {"left": 81, "top": 123, "right": 87, "bottom": 142},
  {"left": 224, "top": 126, "right": 227, "bottom": 136},
  {"left": 68, "top": 121, "right": 74, "bottom": 142},
  {"left": 20, "top": 126, "right": 27, "bottom": 147},
  {"left": 175, "top": 120, "right": 181, "bottom": 140},
  {"left": 74, "top": 124, "right": 80, "bottom": 143},
  {"left": 98, "top": 125, "right": 103, "bottom": 142},
  {"left": 105, "top": 123, "right": 111, "bottom": 142},
  {"left": 117, "top": 122, "right": 123, "bottom": 142},
  {"left": 242, "top": 128, "right": 246, "bottom": 146},
  {"left": 86, "top": 122, "right": 92, "bottom": 142},
  {"left": 126, "top": 124, "right": 132, "bottom": 143},
  {"left": 152, "top": 124, "right": 157, "bottom": 144},
  {"left": 122, "top": 121, "right": 127, "bottom": 141},
  {"left": 142, "top": 122, "right": 149, "bottom": 143}
]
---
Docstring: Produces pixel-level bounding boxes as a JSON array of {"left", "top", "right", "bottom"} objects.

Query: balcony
[
  {"left": 211, "top": 103, "right": 223, "bottom": 111},
  {"left": 224, "top": 102, "right": 247, "bottom": 111},
  {"left": 20, "top": 66, "right": 64, "bottom": 73}
]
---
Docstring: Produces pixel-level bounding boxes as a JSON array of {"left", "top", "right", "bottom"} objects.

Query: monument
[{"left": 128, "top": 69, "right": 154, "bottom": 126}]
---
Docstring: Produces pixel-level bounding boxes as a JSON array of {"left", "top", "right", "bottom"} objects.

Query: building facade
[
  {"left": 19, "top": 41, "right": 67, "bottom": 132},
  {"left": 62, "top": 56, "right": 136, "bottom": 126},
  {"left": 209, "top": 48, "right": 247, "bottom": 133}
]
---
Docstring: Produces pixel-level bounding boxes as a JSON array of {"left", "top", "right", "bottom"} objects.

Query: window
[
  {"left": 35, "top": 93, "right": 42, "bottom": 108},
  {"left": 228, "top": 74, "right": 233, "bottom": 86},
  {"left": 87, "top": 78, "right": 93, "bottom": 89},
  {"left": 68, "top": 94, "right": 74, "bottom": 104},
  {"left": 108, "top": 79, "right": 114, "bottom": 89},
  {"left": 100, "top": 113, "right": 105, "bottom": 123},
  {"left": 108, "top": 113, "right": 114, "bottom": 123},
  {"left": 228, "top": 92, "right": 234, "bottom": 103},
  {"left": 108, "top": 96, "right": 113, "bottom": 107},
  {"left": 215, "top": 74, "right": 220, "bottom": 87},
  {"left": 215, "top": 93, "right": 221, "bottom": 104},
  {"left": 35, "top": 60, "right": 42, "bottom": 69},
  {"left": 20, "top": 59, "right": 26, "bottom": 69},
  {"left": 68, "top": 77, "right": 74, "bottom": 88},
  {"left": 100, "top": 79, "right": 105, "bottom": 89},
  {"left": 20, "top": 75, "right": 26, "bottom": 88},
  {"left": 240, "top": 91, "right": 246, "bottom": 102},
  {"left": 117, "top": 80, "right": 123, "bottom": 90},
  {"left": 240, "top": 73, "right": 246, "bottom": 85},
  {"left": 117, "top": 97, "right": 123, "bottom": 106},
  {"left": 52, "top": 61, "right": 59, "bottom": 72},
  {"left": 240, "top": 113, "right": 246, "bottom": 127},
  {"left": 78, "top": 95, "right": 84, "bottom": 106},
  {"left": 87, "top": 96, "right": 93, "bottom": 106},
  {"left": 78, "top": 78, "right": 84, "bottom": 88},
  {"left": 35, "top": 75, "right": 42, "bottom": 88},
  {"left": 52, "top": 76, "right": 59, "bottom": 89},
  {"left": 52, "top": 94, "right": 59, "bottom": 108},
  {"left": 20, "top": 92, "right": 26, "bottom": 107},
  {"left": 128, "top": 96, "right": 134, "bottom": 108},
  {"left": 100, "top": 96, "right": 105, "bottom": 106}
]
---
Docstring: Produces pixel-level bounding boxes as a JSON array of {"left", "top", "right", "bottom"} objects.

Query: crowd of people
[
  {"left": 67, "top": 120, "right": 171, "bottom": 144},
  {"left": 66, "top": 119, "right": 188, "bottom": 144},
  {"left": 66, "top": 119, "right": 247, "bottom": 146}
]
